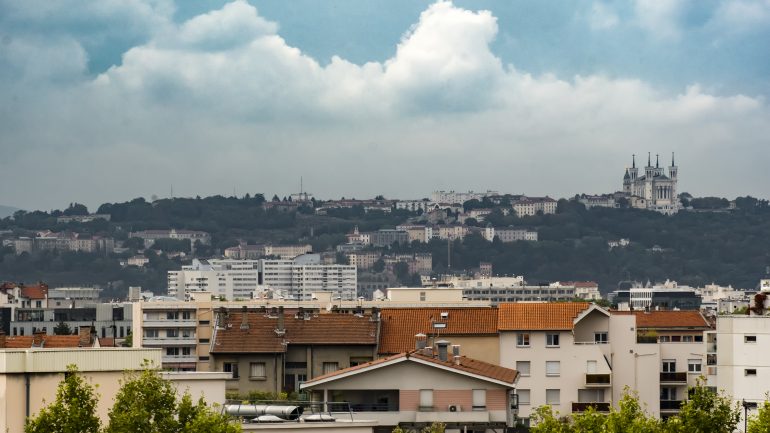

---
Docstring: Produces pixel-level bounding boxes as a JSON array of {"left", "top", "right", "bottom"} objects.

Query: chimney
[
  {"left": 297, "top": 307, "right": 304, "bottom": 319},
  {"left": 0, "top": 330, "right": 5, "bottom": 348},
  {"left": 452, "top": 345, "right": 461, "bottom": 365},
  {"left": 277, "top": 306, "right": 285, "bottom": 332},
  {"left": 33, "top": 330, "right": 45, "bottom": 347},
  {"left": 240, "top": 306, "right": 249, "bottom": 330},
  {"left": 436, "top": 340, "right": 450, "bottom": 362},
  {"left": 78, "top": 326, "right": 92, "bottom": 347},
  {"left": 371, "top": 307, "right": 380, "bottom": 322},
  {"left": 415, "top": 333, "right": 427, "bottom": 350}
]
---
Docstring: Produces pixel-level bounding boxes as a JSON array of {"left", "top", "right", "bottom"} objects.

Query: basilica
[{"left": 623, "top": 153, "right": 680, "bottom": 215}]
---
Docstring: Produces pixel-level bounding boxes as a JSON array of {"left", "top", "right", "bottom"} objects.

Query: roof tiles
[
  {"left": 497, "top": 302, "right": 592, "bottom": 331},
  {"left": 611, "top": 310, "right": 711, "bottom": 329}
]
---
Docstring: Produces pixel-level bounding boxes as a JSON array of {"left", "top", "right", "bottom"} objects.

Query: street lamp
[{"left": 743, "top": 399, "right": 757, "bottom": 432}]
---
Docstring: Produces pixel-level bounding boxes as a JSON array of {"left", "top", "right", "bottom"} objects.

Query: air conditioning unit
[{"left": 448, "top": 404, "right": 460, "bottom": 412}]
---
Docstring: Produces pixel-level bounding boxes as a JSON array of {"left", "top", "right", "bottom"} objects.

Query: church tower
[
  {"left": 629, "top": 154, "right": 638, "bottom": 181},
  {"left": 645, "top": 152, "right": 654, "bottom": 179},
  {"left": 668, "top": 152, "right": 677, "bottom": 180},
  {"left": 669, "top": 152, "right": 678, "bottom": 203}
]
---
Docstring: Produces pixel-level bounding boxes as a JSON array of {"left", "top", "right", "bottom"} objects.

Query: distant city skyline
[{"left": 1, "top": 0, "right": 769, "bottom": 210}]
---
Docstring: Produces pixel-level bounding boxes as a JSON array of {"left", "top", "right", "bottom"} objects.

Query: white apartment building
[
  {"left": 712, "top": 315, "right": 770, "bottom": 431},
  {"left": 261, "top": 255, "right": 357, "bottom": 301},
  {"left": 430, "top": 190, "right": 499, "bottom": 204},
  {"left": 511, "top": 197, "right": 558, "bottom": 217},
  {"left": 168, "top": 259, "right": 262, "bottom": 300},
  {"left": 498, "top": 304, "right": 711, "bottom": 426},
  {"left": 483, "top": 227, "right": 538, "bottom": 242}
]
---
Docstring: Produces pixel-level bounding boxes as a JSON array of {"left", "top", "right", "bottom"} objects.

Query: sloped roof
[
  {"left": 211, "top": 311, "right": 378, "bottom": 354},
  {"left": 378, "top": 308, "right": 498, "bottom": 355},
  {"left": 498, "top": 302, "right": 592, "bottom": 331},
  {"left": 4, "top": 335, "right": 83, "bottom": 348},
  {"left": 302, "top": 351, "right": 518, "bottom": 388},
  {"left": 20, "top": 284, "right": 48, "bottom": 300},
  {"left": 611, "top": 310, "right": 711, "bottom": 329}
]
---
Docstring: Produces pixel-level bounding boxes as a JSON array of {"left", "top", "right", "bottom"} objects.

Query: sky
[{"left": 1, "top": 0, "right": 769, "bottom": 211}]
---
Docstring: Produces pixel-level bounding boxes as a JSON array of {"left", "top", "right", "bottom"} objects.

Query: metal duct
[{"left": 224, "top": 405, "right": 303, "bottom": 420}]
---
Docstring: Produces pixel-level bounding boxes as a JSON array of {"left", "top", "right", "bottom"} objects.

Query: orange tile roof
[
  {"left": 4, "top": 335, "right": 83, "bottom": 348},
  {"left": 304, "top": 351, "right": 518, "bottom": 386},
  {"left": 378, "top": 308, "right": 498, "bottom": 355},
  {"left": 20, "top": 284, "right": 48, "bottom": 300},
  {"left": 211, "top": 311, "right": 378, "bottom": 354},
  {"left": 611, "top": 310, "right": 711, "bottom": 329},
  {"left": 497, "top": 302, "right": 592, "bottom": 331}
]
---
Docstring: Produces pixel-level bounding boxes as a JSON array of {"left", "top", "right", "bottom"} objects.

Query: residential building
[
  {"left": 261, "top": 256, "right": 357, "bottom": 301},
  {"left": 346, "top": 251, "right": 382, "bottom": 270},
  {"left": 382, "top": 253, "right": 433, "bottom": 275},
  {"left": 9, "top": 232, "right": 114, "bottom": 255},
  {"left": 129, "top": 229, "right": 211, "bottom": 248},
  {"left": 224, "top": 243, "right": 312, "bottom": 260},
  {"left": 369, "top": 229, "right": 409, "bottom": 247},
  {"left": 433, "top": 225, "right": 469, "bottom": 241},
  {"left": 300, "top": 348, "right": 519, "bottom": 432},
  {"left": 697, "top": 283, "right": 751, "bottom": 313},
  {"left": 423, "top": 276, "right": 581, "bottom": 304},
  {"left": 511, "top": 197, "right": 557, "bottom": 217},
  {"left": 126, "top": 255, "right": 150, "bottom": 267},
  {"left": 622, "top": 153, "right": 680, "bottom": 215},
  {"left": 378, "top": 307, "right": 499, "bottom": 363},
  {"left": 555, "top": 281, "right": 602, "bottom": 301},
  {"left": 577, "top": 195, "right": 617, "bottom": 209},
  {"left": 209, "top": 307, "right": 378, "bottom": 395},
  {"left": 395, "top": 225, "right": 433, "bottom": 243},
  {"left": 56, "top": 213, "right": 111, "bottom": 223},
  {"left": 610, "top": 281, "right": 702, "bottom": 310},
  {"left": 168, "top": 259, "right": 262, "bottom": 300},
  {"left": 483, "top": 226, "right": 538, "bottom": 242},
  {"left": 430, "top": 190, "right": 499, "bottom": 204}
]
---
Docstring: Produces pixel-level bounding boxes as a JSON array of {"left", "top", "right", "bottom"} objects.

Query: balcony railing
[
  {"left": 572, "top": 402, "right": 611, "bottom": 413},
  {"left": 144, "top": 319, "right": 197, "bottom": 328},
  {"left": 660, "top": 400, "right": 683, "bottom": 411},
  {"left": 637, "top": 335, "right": 658, "bottom": 344},
  {"left": 585, "top": 373, "right": 611, "bottom": 386},
  {"left": 660, "top": 372, "right": 688, "bottom": 383}
]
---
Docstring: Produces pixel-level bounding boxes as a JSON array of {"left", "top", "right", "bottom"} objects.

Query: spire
[
  {"left": 656, "top": 154, "right": 659, "bottom": 168},
  {"left": 647, "top": 152, "right": 651, "bottom": 167},
  {"left": 624, "top": 169, "right": 630, "bottom": 180},
  {"left": 632, "top": 154, "right": 636, "bottom": 168},
  {"left": 671, "top": 152, "right": 675, "bottom": 167}
]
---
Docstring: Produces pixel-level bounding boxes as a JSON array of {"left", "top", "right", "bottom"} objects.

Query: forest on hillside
[{"left": 0, "top": 194, "right": 768, "bottom": 296}]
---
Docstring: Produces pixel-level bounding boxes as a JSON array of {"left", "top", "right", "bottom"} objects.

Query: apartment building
[
  {"left": 395, "top": 225, "right": 433, "bottom": 243},
  {"left": 345, "top": 251, "right": 382, "bottom": 270},
  {"left": 209, "top": 307, "right": 378, "bottom": 395},
  {"left": 511, "top": 197, "right": 558, "bottom": 217},
  {"left": 261, "top": 256, "right": 357, "bottom": 301},
  {"left": 483, "top": 227, "right": 538, "bottom": 242},
  {"left": 129, "top": 229, "right": 211, "bottom": 248},
  {"left": 424, "top": 276, "right": 580, "bottom": 304},
  {"left": 369, "top": 229, "right": 409, "bottom": 247},
  {"left": 430, "top": 190, "right": 499, "bottom": 204},
  {"left": 168, "top": 259, "right": 262, "bottom": 300},
  {"left": 223, "top": 243, "right": 312, "bottom": 260}
]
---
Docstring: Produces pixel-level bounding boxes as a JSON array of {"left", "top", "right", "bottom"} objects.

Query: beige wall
[
  {"left": 573, "top": 310, "right": 610, "bottom": 343},
  {"left": 609, "top": 315, "right": 661, "bottom": 418}
]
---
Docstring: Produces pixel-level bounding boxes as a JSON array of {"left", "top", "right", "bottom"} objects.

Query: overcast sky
[{"left": 1, "top": 0, "right": 769, "bottom": 211}]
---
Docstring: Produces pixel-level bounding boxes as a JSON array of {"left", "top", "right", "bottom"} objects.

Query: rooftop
[
  {"left": 497, "top": 302, "right": 592, "bottom": 331},
  {"left": 611, "top": 310, "right": 711, "bottom": 329}
]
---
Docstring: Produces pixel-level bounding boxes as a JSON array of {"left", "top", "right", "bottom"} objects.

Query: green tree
[
  {"left": 529, "top": 405, "right": 572, "bottom": 433},
  {"left": 667, "top": 380, "right": 740, "bottom": 433},
  {"left": 25, "top": 365, "right": 101, "bottom": 433},
  {"left": 53, "top": 321, "right": 72, "bottom": 335},
  {"left": 604, "top": 389, "right": 661, "bottom": 433},
  {"left": 122, "top": 331, "right": 133, "bottom": 347},
  {"left": 748, "top": 399, "right": 770, "bottom": 433}
]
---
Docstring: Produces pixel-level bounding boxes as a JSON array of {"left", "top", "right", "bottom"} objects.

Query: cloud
[
  {"left": 633, "top": 0, "right": 688, "bottom": 40},
  {"left": 588, "top": 2, "right": 620, "bottom": 30},
  {"left": 0, "top": 0, "right": 768, "bottom": 209}
]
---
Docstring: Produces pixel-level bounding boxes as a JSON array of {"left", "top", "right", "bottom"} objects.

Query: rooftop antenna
[{"left": 632, "top": 154, "right": 636, "bottom": 168}]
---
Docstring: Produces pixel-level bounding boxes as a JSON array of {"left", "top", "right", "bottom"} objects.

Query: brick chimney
[
  {"left": 79, "top": 325, "right": 93, "bottom": 347},
  {"left": 32, "top": 330, "right": 45, "bottom": 347},
  {"left": 415, "top": 333, "right": 427, "bottom": 350},
  {"left": 240, "top": 306, "right": 249, "bottom": 330},
  {"left": 276, "top": 306, "right": 285, "bottom": 335}
]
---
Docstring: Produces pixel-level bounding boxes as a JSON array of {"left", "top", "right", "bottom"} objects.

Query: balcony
[
  {"left": 660, "top": 372, "right": 687, "bottom": 384},
  {"left": 161, "top": 355, "right": 197, "bottom": 364},
  {"left": 585, "top": 373, "right": 611, "bottom": 387},
  {"left": 637, "top": 335, "right": 658, "bottom": 344},
  {"left": 572, "top": 402, "right": 610, "bottom": 413},
  {"left": 660, "top": 400, "right": 683, "bottom": 411},
  {"left": 142, "top": 337, "right": 197, "bottom": 346},
  {"left": 143, "top": 319, "right": 197, "bottom": 328}
]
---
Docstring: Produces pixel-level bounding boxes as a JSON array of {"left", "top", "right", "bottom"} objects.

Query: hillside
[{"left": 0, "top": 195, "right": 768, "bottom": 295}]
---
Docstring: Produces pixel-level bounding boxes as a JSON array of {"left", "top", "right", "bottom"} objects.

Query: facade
[
  {"left": 301, "top": 350, "right": 519, "bottom": 432},
  {"left": 129, "top": 229, "right": 211, "bottom": 248},
  {"left": 210, "top": 308, "right": 378, "bottom": 395},
  {"left": 168, "top": 259, "right": 262, "bottom": 300},
  {"left": 395, "top": 225, "right": 433, "bottom": 243},
  {"left": 430, "top": 190, "right": 500, "bottom": 205},
  {"left": 611, "top": 281, "right": 702, "bottom": 310},
  {"left": 577, "top": 195, "right": 617, "bottom": 209},
  {"left": 369, "top": 230, "right": 409, "bottom": 247},
  {"left": 483, "top": 226, "right": 538, "bottom": 242},
  {"left": 224, "top": 244, "right": 312, "bottom": 260},
  {"left": 261, "top": 257, "right": 357, "bottom": 301},
  {"left": 622, "top": 153, "right": 679, "bottom": 215},
  {"left": 511, "top": 197, "right": 557, "bottom": 217},
  {"left": 56, "top": 213, "right": 111, "bottom": 223},
  {"left": 9, "top": 233, "right": 114, "bottom": 255}
]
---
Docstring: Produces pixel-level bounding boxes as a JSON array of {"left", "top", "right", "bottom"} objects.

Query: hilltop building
[{"left": 622, "top": 153, "right": 679, "bottom": 215}]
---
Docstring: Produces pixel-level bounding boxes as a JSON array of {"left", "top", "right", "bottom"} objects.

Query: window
[
  {"left": 671, "top": 335, "right": 682, "bottom": 342},
  {"left": 517, "top": 333, "right": 531, "bottom": 347},
  {"left": 350, "top": 357, "right": 372, "bottom": 367},
  {"left": 166, "top": 347, "right": 179, "bottom": 356},
  {"left": 594, "top": 332, "right": 608, "bottom": 344},
  {"left": 662, "top": 360, "right": 676, "bottom": 373},
  {"left": 167, "top": 329, "right": 178, "bottom": 338},
  {"left": 182, "top": 311, "right": 192, "bottom": 320},
  {"left": 683, "top": 335, "right": 694, "bottom": 342},
  {"left": 223, "top": 362, "right": 239, "bottom": 379},
  {"left": 199, "top": 320, "right": 210, "bottom": 325},
  {"left": 659, "top": 336, "right": 671, "bottom": 342},
  {"left": 322, "top": 362, "right": 339, "bottom": 375},
  {"left": 578, "top": 389, "right": 604, "bottom": 403},
  {"left": 472, "top": 389, "right": 486, "bottom": 410},
  {"left": 660, "top": 387, "right": 677, "bottom": 401},
  {"left": 181, "top": 347, "right": 191, "bottom": 356},
  {"left": 199, "top": 356, "right": 210, "bottom": 361},
  {"left": 419, "top": 389, "right": 433, "bottom": 410},
  {"left": 199, "top": 338, "right": 210, "bottom": 344},
  {"left": 546, "top": 333, "right": 560, "bottom": 347},
  {"left": 419, "top": 292, "right": 426, "bottom": 302},
  {"left": 688, "top": 359, "right": 702, "bottom": 373},
  {"left": 182, "top": 330, "right": 192, "bottom": 338},
  {"left": 745, "top": 335, "right": 757, "bottom": 343},
  {"left": 167, "top": 312, "right": 179, "bottom": 320},
  {"left": 745, "top": 369, "right": 757, "bottom": 376},
  {"left": 517, "top": 389, "right": 531, "bottom": 405},
  {"left": 250, "top": 362, "right": 266, "bottom": 379},
  {"left": 546, "top": 361, "right": 560, "bottom": 376},
  {"left": 144, "top": 329, "right": 158, "bottom": 338},
  {"left": 546, "top": 389, "right": 560, "bottom": 405},
  {"left": 516, "top": 361, "right": 531, "bottom": 376},
  {"left": 694, "top": 335, "right": 703, "bottom": 342}
]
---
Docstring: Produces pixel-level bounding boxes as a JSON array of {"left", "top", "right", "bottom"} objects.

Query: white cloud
[
  {"left": 634, "top": 0, "right": 687, "bottom": 40},
  {"left": 711, "top": 0, "right": 770, "bottom": 31},
  {"left": 0, "top": 0, "right": 768, "bottom": 209},
  {"left": 588, "top": 2, "right": 620, "bottom": 30}
]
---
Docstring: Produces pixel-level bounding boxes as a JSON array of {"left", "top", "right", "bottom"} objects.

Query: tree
[
  {"left": 105, "top": 363, "right": 240, "bottom": 433},
  {"left": 748, "top": 399, "right": 770, "bottom": 433},
  {"left": 25, "top": 365, "right": 101, "bottom": 433},
  {"left": 529, "top": 405, "right": 572, "bottom": 433},
  {"left": 122, "top": 331, "right": 133, "bottom": 347},
  {"left": 53, "top": 321, "right": 72, "bottom": 335},
  {"left": 372, "top": 259, "right": 385, "bottom": 273},
  {"left": 668, "top": 379, "right": 740, "bottom": 433}
]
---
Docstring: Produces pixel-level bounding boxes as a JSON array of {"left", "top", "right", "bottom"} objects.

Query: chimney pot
[
  {"left": 415, "top": 333, "right": 427, "bottom": 350},
  {"left": 277, "top": 306, "right": 285, "bottom": 332},
  {"left": 240, "top": 306, "right": 250, "bottom": 330},
  {"left": 436, "top": 340, "right": 450, "bottom": 362}
]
